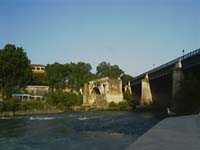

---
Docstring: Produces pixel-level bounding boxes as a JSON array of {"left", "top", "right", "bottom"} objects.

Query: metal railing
[{"left": 131, "top": 48, "right": 200, "bottom": 82}]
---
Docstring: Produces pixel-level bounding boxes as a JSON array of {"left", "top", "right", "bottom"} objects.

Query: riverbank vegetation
[
  {"left": 0, "top": 99, "right": 47, "bottom": 112},
  {"left": 0, "top": 44, "right": 32, "bottom": 99},
  {"left": 45, "top": 90, "right": 82, "bottom": 110},
  {"left": 0, "top": 44, "right": 134, "bottom": 114},
  {"left": 109, "top": 101, "right": 132, "bottom": 110}
]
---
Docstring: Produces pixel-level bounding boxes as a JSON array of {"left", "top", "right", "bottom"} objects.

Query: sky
[{"left": 0, "top": 0, "right": 200, "bottom": 76}]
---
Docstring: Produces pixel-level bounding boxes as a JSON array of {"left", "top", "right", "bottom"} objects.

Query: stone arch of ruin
[{"left": 83, "top": 77, "right": 124, "bottom": 108}]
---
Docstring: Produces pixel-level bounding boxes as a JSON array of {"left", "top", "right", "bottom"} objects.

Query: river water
[{"left": 0, "top": 111, "right": 165, "bottom": 150}]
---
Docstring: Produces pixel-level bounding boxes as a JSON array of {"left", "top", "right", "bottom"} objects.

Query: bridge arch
[
  {"left": 91, "top": 87, "right": 101, "bottom": 96},
  {"left": 83, "top": 77, "right": 124, "bottom": 107},
  {"left": 90, "top": 87, "right": 101, "bottom": 103}
]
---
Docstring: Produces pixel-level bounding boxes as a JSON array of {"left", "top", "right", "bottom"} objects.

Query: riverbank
[
  {"left": 0, "top": 105, "right": 162, "bottom": 117},
  {"left": 0, "top": 109, "right": 63, "bottom": 117},
  {"left": 0, "top": 106, "right": 131, "bottom": 117},
  {"left": 127, "top": 114, "right": 200, "bottom": 150}
]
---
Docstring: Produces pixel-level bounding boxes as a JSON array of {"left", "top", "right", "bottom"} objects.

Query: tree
[
  {"left": 45, "top": 63, "right": 67, "bottom": 89},
  {"left": 96, "top": 61, "right": 124, "bottom": 79},
  {"left": 0, "top": 44, "right": 32, "bottom": 98},
  {"left": 66, "top": 62, "right": 95, "bottom": 91},
  {"left": 120, "top": 74, "right": 134, "bottom": 84},
  {"left": 45, "top": 62, "right": 95, "bottom": 91},
  {"left": 123, "top": 89, "right": 134, "bottom": 107},
  {"left": 30, "top": 73, "right": 48, "bottom": 85}
]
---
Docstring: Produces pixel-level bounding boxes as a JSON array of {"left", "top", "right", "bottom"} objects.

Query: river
[{"left": 0, "top": 111, "right": 165, "bottom": 150}]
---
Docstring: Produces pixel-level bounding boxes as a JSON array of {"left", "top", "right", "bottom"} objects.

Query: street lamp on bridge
[{"left": 182, "top": 49, "right": 185, "bottom": 59}]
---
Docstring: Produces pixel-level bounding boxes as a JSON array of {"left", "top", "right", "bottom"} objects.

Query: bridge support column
[
  {"left": 141, "top": 74, "right": 153, "bottom": 106},
  {"left": 124, "top": 81, "right": 132, "bottom": 94},
  {"left": 172, "top": 59, "right": 184, "bottom": 98}
]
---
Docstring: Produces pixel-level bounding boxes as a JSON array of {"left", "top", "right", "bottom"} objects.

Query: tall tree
[
  {"left": 67, "top": 62, "right": 95, "bottom": 91},
  {"left": 0, "top": 44, "right": 32, "bottom": 98},
  {"left": 96, "top": 61, "right": 124, "bottom": 79},
  {"left": 45, "top": 63, "right": 67, "bottom": 89},
  {"left": 45, "top": 62, "right": 95, "bottom": 91},
  {"left": 121, "top": 74, "right": 134, "bottom": 84}
]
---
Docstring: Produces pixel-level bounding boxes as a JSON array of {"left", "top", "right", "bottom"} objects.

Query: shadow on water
[{"left": 0, "top": 111, "right": 166, "bottom": 150}]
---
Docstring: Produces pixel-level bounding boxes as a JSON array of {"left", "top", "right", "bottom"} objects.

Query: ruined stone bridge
[
  {"left": 123, "top": 48, "right": 200, "bottom": 107},
  {"left": 83, "top": 77, "right": 124, "bottom": 107}
]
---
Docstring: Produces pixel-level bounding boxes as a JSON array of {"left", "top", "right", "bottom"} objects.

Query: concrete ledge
[{"left": 127, "top": 115, "right": 200, "bottom": 150}]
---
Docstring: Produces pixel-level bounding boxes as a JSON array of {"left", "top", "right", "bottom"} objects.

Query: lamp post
[{"left": 182, "top": 49, "right": 185, "bottom": 60}]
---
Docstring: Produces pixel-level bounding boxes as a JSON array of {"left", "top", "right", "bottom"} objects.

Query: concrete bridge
[{"left": 124, "top": 48, "right": 200, "bottom": 107}]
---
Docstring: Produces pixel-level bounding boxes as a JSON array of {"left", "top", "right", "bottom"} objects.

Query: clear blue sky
[{"left": 1, "top": 0, "right": 199, "bottom": 76}]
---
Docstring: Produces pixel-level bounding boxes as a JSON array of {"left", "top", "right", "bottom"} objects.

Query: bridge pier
[
  {"left": 141, "top": 74, "right": 153, "bottom": 106},
  {"left": 172, "top": 59, "right": 184, "bottom": 98}
]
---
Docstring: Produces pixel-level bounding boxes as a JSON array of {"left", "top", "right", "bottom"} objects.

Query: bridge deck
[{"left": 124, "top": 48, "right": 200, "bottom": 86}]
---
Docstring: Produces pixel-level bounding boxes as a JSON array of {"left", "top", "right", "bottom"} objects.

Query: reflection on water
[{"left": 0, "top": 111, "right": 165, "bottom": 150}]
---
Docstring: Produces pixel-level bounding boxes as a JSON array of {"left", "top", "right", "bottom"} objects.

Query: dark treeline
[
  {"left": 0, "top": 44, "right": 32, "bottom": 99},
  {"left": 31, "top": 60, "right": 133, "bottom": 92},
  {"left": 0, "top": 44, "right": 133, "bottom": 97},
  {"left": 0, "top": 44, "right": 134, "bottom": 112}
]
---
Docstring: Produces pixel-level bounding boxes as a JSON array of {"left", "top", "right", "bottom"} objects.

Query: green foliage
[
  {"left": 0, "top": 99, "right": 19, "bottom": 112},
  {"left": 109, "top": 101, "right": 118, "bottom": 107},
  {"left": 118, "top": 101, "right": 130, "bottom": 110},
  {"left": 19, "top": 101, "right": 45, "bottom": 111},
  {"left": 43, "top": 61, "right": 127, "bottom": 91},
  {"left": 0, "top": 99, "right": 46, "bottom": 112},
  {"left": 45, "top": 62, "right": 95, "bottom": 91},
  {"left": 96, "top": 61, "right": 124, "bottom": 79},
  {"left": 56, "top": 102, "right": 65, "bottom": 110},
  {"left": 0, "top": 102, "right": 4, "bottom": 112},
  {"left": 6, "top": 99, "right": 18, "bottom": 112},
  {"left": 121, "top": 74, "right": 133, "bottom": 83},
  {"left": 109, "top": 101, "right": 131, "bottom": 110},
  {"left": 45, "top": 63, "right": 67, "bottom": 89},
  {"left": 45, "top": 90, "right": 82, "bottom": 109},
  {"left": 0, "top": 44, "right": 32, "bottom": 98},
  {"left": 66, "top": 62, "right": 96, "bottom": 91},
  {"left": 30, "top": 73, "right": 48, "bottom": 85},
  {"left": 173, "top": 74, "right": 200, "bottom": 114},
  {"left": 123, "top": 90, "right": 134, "bottom": 107}
]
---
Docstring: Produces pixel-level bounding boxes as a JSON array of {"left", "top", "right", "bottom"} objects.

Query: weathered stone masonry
[{"left": 83, "top": 77, "right": 124, "bottom": 107}]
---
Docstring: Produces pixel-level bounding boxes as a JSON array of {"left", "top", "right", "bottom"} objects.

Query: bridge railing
[{"left": 130, "top": 48, "right": 200, "bottom": 83}]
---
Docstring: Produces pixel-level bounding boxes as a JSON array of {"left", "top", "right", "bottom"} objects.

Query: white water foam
[
  {"left": 78, "top": 117, "right": 89, "bottom": 121},
  {"left": 68, "top": 114, "right": 74, "bottom": 118},
  {"left": 29, "top": 116, "right": 55, "bottom": 120},
  {"left": 78, "top": 116, "right": 100, "bottom": 121}
]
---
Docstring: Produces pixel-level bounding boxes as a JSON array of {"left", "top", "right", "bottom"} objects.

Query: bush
[
  {"left": 3, "top": 99, "right": 19, "bottom": 112},
  {"left": 118, "top": 101, "right": 130, "bottom": 109},
  {"left": 57, "top": 102, "right": 64, "bottom": 110},
  {"left": 123, "top": 90, "right": 134, "bottom": 107},
  {"left": 109, "top": 102, "right": 118, "bottom": 107},
  {"left": 0, "top": 102, "right": 5, "bottom": 112},
  {"left": 109, "top": 101, "right": 131, "bottom": 110},
  {"left": 45, "top": 89, "right": 83, "bottom": 108}
]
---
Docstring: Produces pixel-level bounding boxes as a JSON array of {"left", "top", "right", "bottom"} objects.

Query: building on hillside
[
  {"left": 26, "top": 85, "right": 49, "bottom": 96},
  {"left": 83, "top": 77, "right": 124, "bottom": 108},
  {"left": 31, "top": 64, "right": 45, "bottom": 73}
]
